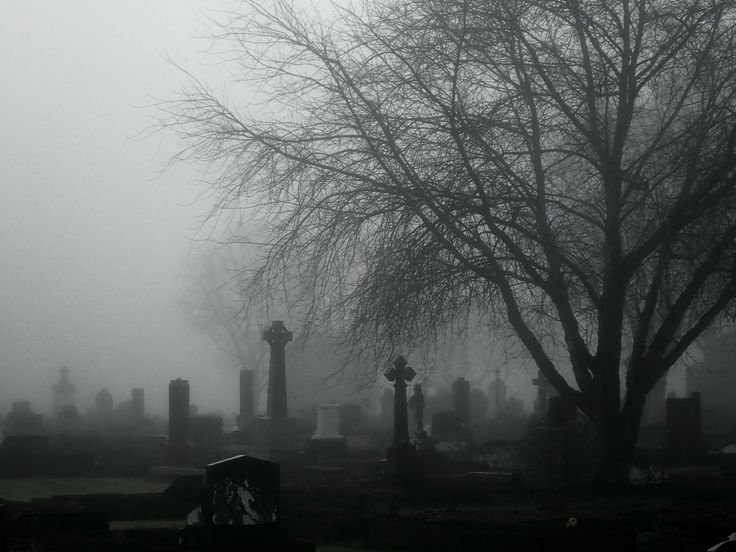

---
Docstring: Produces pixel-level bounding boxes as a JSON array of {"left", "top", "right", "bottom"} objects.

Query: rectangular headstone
[
  {"left": 186, "top": 455, "right": 279, "bottom": 527},
  {"left": 666, "top": 392, "right": 703, "bottom": 458}
]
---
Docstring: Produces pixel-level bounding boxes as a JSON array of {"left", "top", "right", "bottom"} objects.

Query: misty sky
[
  {"left": 3, "top": 2, "right": 685, "bottom": 423},
  {"left": 0, "top": 1, "right": 251, "bottom": 417}
]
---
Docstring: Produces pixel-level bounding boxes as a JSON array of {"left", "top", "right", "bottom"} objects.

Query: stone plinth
[
  {"left": 314, "top": 404, "right": 341, "bottom": 438},
  {"left": 666, "top": 392, "right": 704, "bottom": 458},
  {"left": 305, "top": 404, "right": 347, "bottom": 458}
]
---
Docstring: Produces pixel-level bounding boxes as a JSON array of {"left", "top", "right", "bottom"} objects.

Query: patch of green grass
[{"left": 0, "top": 477, "right": 168, "bottom": 502}]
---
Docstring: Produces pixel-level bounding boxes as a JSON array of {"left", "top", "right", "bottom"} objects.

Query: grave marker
[
  {"left": 165, "top": 378, "right": 191, "bottom": 465},
  {"left": 385, "top": 356, "right": 416, "bottom": 445},
  {"left": 408, "top": 384, "right": 425, "bottom": 433}
]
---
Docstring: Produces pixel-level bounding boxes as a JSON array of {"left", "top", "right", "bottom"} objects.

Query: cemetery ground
[
  {"left": 3, "top": 345, "right": 735, "bottom": 550},
  {"left": 1, "top": 461, "right": 736, "bottom": 551}
]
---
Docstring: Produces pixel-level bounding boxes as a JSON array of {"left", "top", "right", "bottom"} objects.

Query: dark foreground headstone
[{"left": 182, "top": 454, "right": 312, "bottom": 550}]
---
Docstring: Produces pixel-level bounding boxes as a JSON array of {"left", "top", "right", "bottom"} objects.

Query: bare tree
[
  {"left": 180, "top": 246, "right": 269, "bottom": 409},
  {"left": 161, "top": 0, "right": 736, "bottom": 484}
]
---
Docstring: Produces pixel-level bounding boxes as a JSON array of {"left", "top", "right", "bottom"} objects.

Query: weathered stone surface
[{"left": 186, "top": 454, "right": 279, "bottom": 527}]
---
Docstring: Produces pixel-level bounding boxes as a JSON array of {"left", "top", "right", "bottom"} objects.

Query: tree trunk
[
  {"left": 596, "top": 388, "right": 647, "bottom": 489},
  {"left": 597, "top": 419, "right": 629, "bottom": 488}
]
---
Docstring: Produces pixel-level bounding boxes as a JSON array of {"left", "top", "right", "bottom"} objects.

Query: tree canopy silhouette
[{"left": 163, "top": 0, "right": 736, "bottom": 483}]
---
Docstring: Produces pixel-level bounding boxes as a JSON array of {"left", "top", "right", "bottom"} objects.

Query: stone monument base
[
  {"left": 303, "top": 436, "right": 348, "bottom": 458},
  {"left": 253, "top": 417, "right": 298, "bottom": 459}
]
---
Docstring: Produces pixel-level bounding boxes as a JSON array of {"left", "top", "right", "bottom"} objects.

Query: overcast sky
[
  {"left": 4, "top": 2, "right": 656, "bottom": 421},
  {"left": 0, "top": 1, "right": 250, "bottom": 417}
]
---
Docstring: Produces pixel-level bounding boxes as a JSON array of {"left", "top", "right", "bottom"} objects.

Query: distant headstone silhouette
[
  {"left": 165, "top": 378, "right": 191, "bottom": 465},
  {"left": 304, "top": 403, "right": 347, "bottom": 457},
  {"left": 53, "top": 366, "right": 76, "bottom": 417},
  {"left": 408, "top": 384, "right": 425, "bottom": 433},
  {"left": 488, "top": 369, "right": 506, "bottom": 419}
]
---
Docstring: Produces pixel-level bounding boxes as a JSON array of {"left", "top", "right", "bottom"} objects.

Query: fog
[
  {"left": 0, "top": 2, "right": 244, "bottom": 418},
  {"left": 0, "top": 2, "right": 542, "bottom": 425}
]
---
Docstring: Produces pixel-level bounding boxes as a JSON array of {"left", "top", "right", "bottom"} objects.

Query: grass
[{"left": 0, "top": 477, "right": 168, "bottom": 502}]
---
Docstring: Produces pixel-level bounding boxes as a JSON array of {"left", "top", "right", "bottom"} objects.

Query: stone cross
[
  {"left": 385, "top": 356, "right": 416, "bottom": 445},
  {"left": 263, "top": 321, "right": 293, "bottom": 418},
  {"left": 408, "top": 384, "right": 425, "bottom": 433}
]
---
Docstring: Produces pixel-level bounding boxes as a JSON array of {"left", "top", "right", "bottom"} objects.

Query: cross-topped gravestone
[
  {"left": 263, "top": 321, "right": 293, "bottom": 418},
  {"left": 385, "top": 356, "right": 416, "bottom": 445},
  {"left": 408, "top": 384, "right": 425, "bottom": 433}
]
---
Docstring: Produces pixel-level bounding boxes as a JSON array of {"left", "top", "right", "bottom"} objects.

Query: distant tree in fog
[
  {"left": 163, "top": 0, "right": 736, "bottom": 485},
  {"left": 180, "top": 246, "right": 268, "bottom": 403}
]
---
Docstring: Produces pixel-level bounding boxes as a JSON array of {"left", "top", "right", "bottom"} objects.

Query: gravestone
[
  {"left": 304, "top": 403, "right": 347, "bottom": 458},
  {"left": 384, "top": 356, "right": 422, "bottom": 482},
  {"left": 182, "top": 455, "right": 282, "bottom": 550},
  {"left": 131, "top": 387, "right": 145, "bottom": 419},
  {"left": 385, "top": 356, "right": 416, "bottom": 445},
  {"left": 52, "top": 366, "right": 76, "bottom": 417},
  {"left": 253, "top": 321, "right": 298, "bottom": 458},
  {"left": 165, "top": 378, "right": 191, "bottom": 465},
  {"left": 56, "top": 405, "right": 81, "bottom": 434},
  {"left": 408, "top": 384, "right": 425, "bottom": 433},
  {"left": 264, "top": 321, "right": 291, "bottom": 417},
  {"left": 666, "top": 392, "right": 704, "bottom": 459},
  {"left": 237, "top": 369, "right": 255, "bottom": 429},
  {"left": 95, "top": 389, "right": 114, "bottom": 417},
  {"left": 452, "top": 377, "right": 471, "bottom": 426},
  {"left": 469, "top": 388, "right": 489, "bottom": 423},
  {"left": 488, "top": 369, "right": 507, "bottom": 419},
  {"left": 532, "top": 370, "right": 558, "bottom": 418}
]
